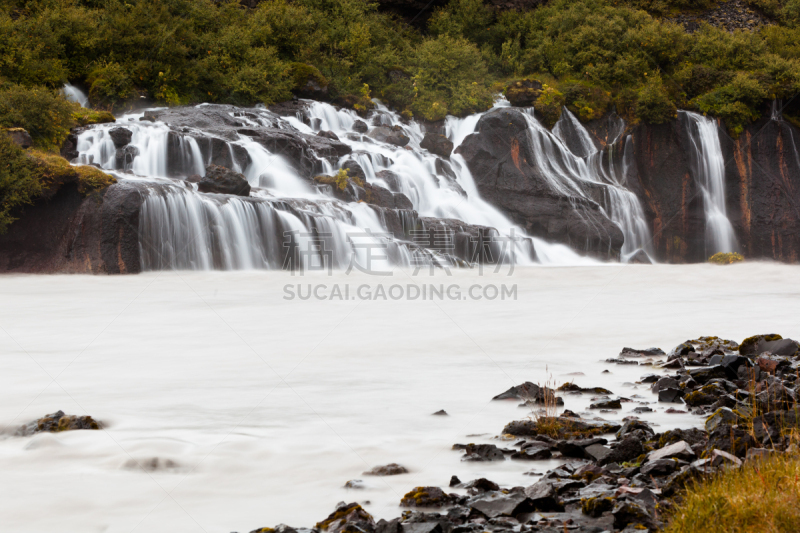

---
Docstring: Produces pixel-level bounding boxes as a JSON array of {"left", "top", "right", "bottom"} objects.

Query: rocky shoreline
[
  {"left": 19, "top": 333, "right": 798, "bottom": 531},
  {"left": 225, "top": 333, "right": 796, "bottom": 533}
]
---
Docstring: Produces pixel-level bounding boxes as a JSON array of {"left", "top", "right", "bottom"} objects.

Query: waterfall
[
  {"left": 73, "top": 99, "right": 618, "bottom": 271},
  {"left": 63, "top": 84, "right": 89, "bottom": 108},
  {"left": 515, "top": 108, "right": 654, "bottom": 262},
  {"left": 682, "top": 111, "right": 738, "bottom": 255}
]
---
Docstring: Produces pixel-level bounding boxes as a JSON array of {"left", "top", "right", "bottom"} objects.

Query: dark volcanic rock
[
  {"left": 739, "top": 334, "right": 799, "bottom": 357},
  {"left": 0, "top": 178, "right": 143, "bottom": 274},
  {"left": 7, "top": 128, "right": 33, "bottom": 148},
  {"left": 108, "top": 127, "right": 133, "bottom": 148},
  {"left": 400, "top": 487, "right": 457, "bottom": 508},
  {"left": 315, "top": 502, "right": 375, "bottom": 533},
  {"left": 363, "top": 463, "right": 408, "bottom": 476},
  {"left": 17, "top": 410, "right": 100, "bottom": 436},
  {"left": 369, "top": 125, "right": 410, "bottom": 147},
  {"left": 420, "top": 132, "right": 453, "bottom": 158},
  {"left": 196, "top": 165, "right": 251, "bottom": 196},
  {"left": 462, "top": 443, "right": 505, "bottom": 462},
  {"left": 456, "top": 107, "right": 624, "bottom": 259}
]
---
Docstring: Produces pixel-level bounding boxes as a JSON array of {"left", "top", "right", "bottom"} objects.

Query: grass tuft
[{"left": 663, "top": 453, "right": 800, "bottom": 533}]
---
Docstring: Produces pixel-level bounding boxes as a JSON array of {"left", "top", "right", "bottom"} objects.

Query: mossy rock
[
  {"left": 581, "top": 496, "right": 614, "bottom": 517},
  {"left": 73, "top": 108, "right": 116, "bottom": 126},
  {"left": 535, "top": 84, "right": 565, "bottom": 128},
  {"left": 27, "top": 150, "right": 116, "bottom": 197},
  {"left": 505, "top": 79, "right": 543, "bottom": 107},
  {"left": 708, "top": 252, "right": 744, "bottom": 264},
  {"left": 315, "top": 503, "right": 372, "bottom": 530},
  {"left": 399, "top": 486, "right": 454, "bottom": 508}
]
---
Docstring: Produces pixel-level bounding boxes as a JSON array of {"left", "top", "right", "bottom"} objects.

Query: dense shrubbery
[
  {"left": 0, "top": 0, "right": 799, "bottom": 133},
  {"left": 0, "top": 133, "right": 39, "bottom": 233},
  {"left": 0, "top": 84, "right": 75, "bottom": 149}
]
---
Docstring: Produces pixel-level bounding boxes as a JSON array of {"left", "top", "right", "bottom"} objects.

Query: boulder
[
  {"left": 705, "top": 407, "right": 739, "bottom": 433},
  {"left": 511, "top": 442, "right": 552, "bottom": 460},
  {"left": 647, "top": 440, "right": 696, "bottom": 463},
  {"left": 362, "top": 463, "right": 408, "bottom": 476},
  {"left": 352, "top": 120, "right": 369, "bottom": 133},
  {"left": 315, "top": 502, "right": 375, "bottom": 533},
  {"left": 598, "top": 436, "right": 644, "bottom": 466},
  {"left": 369, "top": 125, "right": 409, "bottom": 147},
  {"left": 523, "top": 480, "right": 564, "bottom": 511},
  {"left": 420, "top": 132, "right": 453, "bottom": 158},
  {"left": 640, "top": 459, "right": 679, "bottom": 476},
  {"left": 462, "top": 443, "right": 505, "bottom": 462},
  {"left": 589, "top": 399, "right": 621, "bottom": 409},
  {"left": 17, "top": 410, "right": 100, "bottom": 436},
  {"left": 468, "top": 492, "right": 535, "bottom": 518},
  {"left": 196, "top": 164, "right": 251, "bottom": 196},
  {"left": 108, "top": 127, "right": 133, "bottom": 148},
  {"left": 6, "top": 128, "right": 32, "bottom": 149},
  {"left": 400, "top": 487, "right": 457, "bottom": 508},
  {"left": 740, "top": 334, "right": 799, "bottom": 357}
]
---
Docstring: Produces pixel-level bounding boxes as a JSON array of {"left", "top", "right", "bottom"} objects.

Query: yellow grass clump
[{"left": 663, "top": 453, "right": 800, "bottom": 533}]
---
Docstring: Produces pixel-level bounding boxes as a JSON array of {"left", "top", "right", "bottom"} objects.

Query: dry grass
[{"left": 663, "top": 453, "right": 800, "bottom": 533}]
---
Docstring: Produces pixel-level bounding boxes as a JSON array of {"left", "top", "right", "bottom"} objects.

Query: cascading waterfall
[
  {"left": 71, "top": 97, "right": 661, "bottom": 271},
  {"left": 63, "top": 84, "right": 89, "bottom": 107},
  {"left": 682, "top": 111, "right": 738, "bottom": 254},
  {"left": 516, "top": 107, "right": 654, "bottom": 262}
]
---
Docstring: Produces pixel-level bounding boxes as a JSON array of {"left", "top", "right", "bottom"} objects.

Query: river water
[{"left": 1, "top": 262, "right": 798, "bottom": 532}]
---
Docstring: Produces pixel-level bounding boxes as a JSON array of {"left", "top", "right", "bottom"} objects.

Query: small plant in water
[{"left": 708, "top": 252, "right": 744, "bottom": 264}]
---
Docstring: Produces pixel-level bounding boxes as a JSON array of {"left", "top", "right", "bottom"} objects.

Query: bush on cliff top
[
  {"left": 0, "top": 84, "right": 75, "bottom": 150},
  {"left": 1, "top": 0, "right": 800, "bottom": 130}
]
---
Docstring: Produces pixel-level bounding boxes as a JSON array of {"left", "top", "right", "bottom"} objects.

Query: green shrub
[
  {"left": 428, "top": 0, "right": 495, "bottom": 45},
  {"left": 72, "top": 108, "right": 116, "bottom": 126},
  {"left": 560, "top": 80, "right": 612, "bottom": 121},
  {"left": 708, "top": 252, "right": 744, "bottom": 264},
  {"left": 636, "top": 76, "right": 678, "bottom": 124},
  {"left": 411, "top": 36, "right": 494, "bottom": 121},
  {"left": 0, "top": 84, "right": 75, "bottom": 149},
  {"left": 87, "top": 62, "right": 133, "bottom": 106},
  {"left": 0, "top": 133, "right": 40, "bottom": 234},
  {"left": 695, "top": 73, "right": 768, "bottom": 136},
  {"left": 536, "top": 84, "right": 566, "bottom": 127}
]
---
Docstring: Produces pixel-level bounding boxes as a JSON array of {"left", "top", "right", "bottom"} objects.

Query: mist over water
[{"left": 1, "top": 264, "right": 798, "bottom": 532}]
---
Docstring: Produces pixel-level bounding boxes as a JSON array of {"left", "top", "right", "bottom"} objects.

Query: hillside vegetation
[{"left": 1, "top": 0, "right": 799, "bottom": 131}]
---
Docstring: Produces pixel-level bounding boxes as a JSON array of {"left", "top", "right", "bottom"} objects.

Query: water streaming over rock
[
  {"left": 519, "top": 107, "right": 654, "bottom": 262},
  {"left": 73, "top": 101, "right": 583, "bottom": 271},
  {"left": 62, "top": 83, "right": 89, "bottom": 108},
  {"left": 682, "top": 111, "right": 738, "bottom": 255}
]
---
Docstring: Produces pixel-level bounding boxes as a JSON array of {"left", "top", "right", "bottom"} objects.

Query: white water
[
  {"left": 73, "top": 100, "right": 598, "bottom": 270},
  {"left": 1, "top": 263, "right": 798, "bottom": 532},
  {"left": 682, "top": 111, "right": 738, "bottom": 255},
  {"left": 522, "top": 108, "right": 654, "bottom": 261},
  {"left": 63, "top": 83, "right": 89, "bottom": 108}
]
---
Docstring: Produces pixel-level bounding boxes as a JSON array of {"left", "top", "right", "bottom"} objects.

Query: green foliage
[
  {"left": 0, "top": 84, "right": 75, "bottom": 149},
  {"left": 429, "top": 0, "right": 494, "bottom": 44},
  {"left": 636, "top": 76, "right": 678, "bottom": 124},
  {"left": 0, "top": 132, "right": 39, "bottom": 233},
  {"left": 411, "top": 36, "right": 493, "bottom": 121},
  {"left": 708, "top": 252, "right": 745, "bottom": 264},
  {"left": 72, "top": 108, "right": 115, "bottom": 126},
  {"left": 536, "top": 85, "right": 566, "bottom": 127},
  {"left": 334, "top": 168, "right": 349, "bottom": 190},
  {"left": 695, "top": 73, "right": 768, "bottom": 136},
  {"left": 560, "top": 80, "right": 612, "bottom": 121},
  {"left": 0, "top": 0, "right": 799, "bottom": 130},
  {"left": 87, "top": 62, "right": 133, "bottom": 106}
]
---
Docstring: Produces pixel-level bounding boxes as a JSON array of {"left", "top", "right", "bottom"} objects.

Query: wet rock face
[
  {"left": 0, "top": 179, "right": 143, "bottom": 274},
  {"left": 194, "top": 164, "right": 251, "bottom": 197},
  {"left": 629, "top": 115, "right": 706, "bottom": 263},
  {"left": 420, "top": 132, "right": 453, "bottom": 158},
  {"left": 108, "top": 127, "right": 133, "bottom": 148},
  {"left": 722, "top": 117, "right": 800, "bottom": 262},
  {"left": 146, "top": 104, "right": 352, "bottom": 179},
  {"left": 457, "top": 107, "right": 624, "bottom": 259}
]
